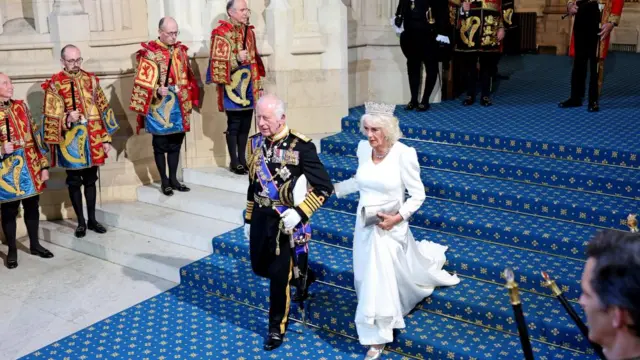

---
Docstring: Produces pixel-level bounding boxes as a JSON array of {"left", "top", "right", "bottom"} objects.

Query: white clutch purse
[{"left": 360, "top": 200, "right": 401, "bottom": 227}]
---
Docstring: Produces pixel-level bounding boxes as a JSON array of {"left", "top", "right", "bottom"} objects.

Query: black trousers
[
  {"left": 66, "top": 166, "right": 99, "bottom": 227},
  {"left": 571, "top": 2, "right": 601, "bottom": 102},
  {"left": 464, "top": 52, "right": 495, "bottom": 98},
  {"left": 1, "top": 195, "right": 40, "bottom": 250},
  {"left": 250, "top": 210, "right": 293, "bottom": 335},
  {"left": 225, "top": 110, "right": 253, "bottom": 168},
  {"left": 152, "top": 133, "right": 185, "bottom": 187},
  {"left": 400, "top": 29, "right": 440, "bottom": 104}
]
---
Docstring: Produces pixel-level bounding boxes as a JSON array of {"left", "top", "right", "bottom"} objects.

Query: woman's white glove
[{"left": 244, "top": 224, "right": 250, "bottom": 240}]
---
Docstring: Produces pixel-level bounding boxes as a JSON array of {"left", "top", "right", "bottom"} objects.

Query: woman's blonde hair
[{"left": 359, "top": 113, "right": 403, "bottom": 145}]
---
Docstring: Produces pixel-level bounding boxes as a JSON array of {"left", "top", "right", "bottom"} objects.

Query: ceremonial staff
[
  {"left": 504, "top": 268, "right": 535, "bottom": 360},
  {"left": 5, "top": 115, "right": 11, "bottom": 144},
  {"left": 541, "top": 271, "right": 607, "bottom": 359}
]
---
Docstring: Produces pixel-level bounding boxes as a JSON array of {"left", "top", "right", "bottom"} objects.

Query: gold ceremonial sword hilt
[
  {"left": 504, "top": 268, "right": 521, "bottom": 305},
  {"left": 541, "top": 271, "right": 563, "bottom": 297}
]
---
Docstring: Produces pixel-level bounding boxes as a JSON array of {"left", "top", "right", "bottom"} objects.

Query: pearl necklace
[{"left": 373, "top": 147, "right": 389, "bottom": 159}]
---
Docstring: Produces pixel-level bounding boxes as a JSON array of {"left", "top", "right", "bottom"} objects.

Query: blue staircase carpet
[{"left": 22, "top": 52, "right": 640, "bottom": 359}]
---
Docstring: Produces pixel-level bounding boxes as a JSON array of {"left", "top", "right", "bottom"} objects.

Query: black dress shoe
[
  {"left": 558, "top": 98, "right": 582, "bottom": 108},
  {"left": 405, "top": 102, "right": 416, "bottom": 111},
  {"left": 161, "top": 185, "right": 174, "bottom": 196},
  {"left": 263, "top": 332, "right": 284, "bottom": 351},
  {"left": 480, "top": 96, "right": 493, "bottom": 107},
  {"left": 6, "top": 248, "right": 17, "bottom": 269},
  {"left": 588, "top": 101, "right": 599, "bottom": 112},
  {"left": 231, "top": 165, "right": 248, "bottom": 175},
  {"left": 75, "top": 225, "right": 87, "bottom": 238},
  {"left": 416, "top": 103, "right": 430, "bottom": 112},
  {"left": 31, "top": 246, "right": 54, "bottom": 258},
  {"left": 88, "top": 221, "right": 107, "bottom": 234},
  {"left": 462, "top": 96, "right": 475, "bottom": 106},
  {"left": 171, "top": 183, "right": 191, "bottom": 192}
]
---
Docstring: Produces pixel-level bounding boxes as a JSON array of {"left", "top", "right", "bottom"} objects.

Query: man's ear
[{"left": 611, "top": 306, "right": 626, "bottom": 329}]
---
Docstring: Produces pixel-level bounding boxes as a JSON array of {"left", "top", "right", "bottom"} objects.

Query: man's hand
[
  {"left": 244, "top": 224, "right": 250, "bottom": 240},
  {"left": 103, "top": 143, "right": 111, "bottom": 154},
  {"left": 281, "top": 209, "right": 302, "bottom": 231},
  {"left": 67, "top": 110, "right": 81, "bottom": 123},
  {"left": 599, "top": 22, "right": 614, "bottom": 40},
  {"left": 497, "top": 28, "right": 505, "bottom": 42},
  {"left": 462, "top": 1, "right": 471, "bottom": 12},
  {"left": 567, "top": 2, "right": 578, "bottom": 15},
  {"left": 157, "top": 87, "right": 169, "bottom": 97},
  {"left": 237, "top": 50, "right": 248, "bottom": 63},
  {"left": 41, "top": 169, "right": 49, "bottom": 182},
  {"left": 376, "top": 213, "right": 403, "bottom": 231},
  {"left": 2, "top": 142, "right": 14, "bottom": 156}
]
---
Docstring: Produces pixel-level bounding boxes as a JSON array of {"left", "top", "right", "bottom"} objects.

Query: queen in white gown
[{"left": 334, "top": 102, "right": 460, "bottom": 359}]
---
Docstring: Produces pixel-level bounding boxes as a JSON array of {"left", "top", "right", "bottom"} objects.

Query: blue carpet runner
[{"left": 22, "top": 53, "right": 639, "bottom": 359}]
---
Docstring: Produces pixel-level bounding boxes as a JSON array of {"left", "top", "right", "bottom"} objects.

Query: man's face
[
  {"left": 257, "top": 101, "right": 285, "bottom": 137},
  {"left": 158, "top": 19, "right": 179, "bottom": 46},
  {"left": 0, "top": 74, "right": 14, "bottom": 100},
  {"left": 229, "top": 0, "right": 250, "bottom": 24},
  {"left": 579, "top": 258, "right": 615, "bottom": 346},
  {"left": 61, "top": 47, "right": 82, "bottom": 73}
]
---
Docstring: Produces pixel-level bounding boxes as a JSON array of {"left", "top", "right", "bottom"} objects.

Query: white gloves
[
  {"left": 244, "top": 224, "right": 250, "bottom": 240},
  {"left": 436, "top": 35, "right": 450, "bottom": 44},
  {"left": 281, "top": 209, "right": 302, "bottom": 231}
]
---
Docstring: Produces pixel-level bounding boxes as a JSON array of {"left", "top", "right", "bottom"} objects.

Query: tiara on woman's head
[{"left": 364, "top": 102, "right": 396, "bottom": 116}]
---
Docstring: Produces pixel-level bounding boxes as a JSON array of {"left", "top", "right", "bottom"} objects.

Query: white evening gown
[{"left": 334, "top": 140, "right": 460, "bottom": 345}]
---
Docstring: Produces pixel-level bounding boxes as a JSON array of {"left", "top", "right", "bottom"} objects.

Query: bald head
[
  {"left": 60, "top": 44, "right": 82, "bottom": 72},
  {"left": 158, "top": 17, "right": 179, "bottom": 46},
  {"left": 256, "top": 94, "right": 287, "bottom": 137},
  {"left": 0, "top": 72, "right": 14, "bottom": 101},
  {"left": 227, "top": 0, "right": 250, "bottom": 24}
]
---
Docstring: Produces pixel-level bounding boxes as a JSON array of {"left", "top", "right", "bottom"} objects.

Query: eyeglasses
[{"left": 63, "top": 57, "right": 83, "bottom": 65}]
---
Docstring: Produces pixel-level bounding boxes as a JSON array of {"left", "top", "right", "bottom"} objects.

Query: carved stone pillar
[{"left": 49, "top": 0, "right": 91, "bottom": 59}]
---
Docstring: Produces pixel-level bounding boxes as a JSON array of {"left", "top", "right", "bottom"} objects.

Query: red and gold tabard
[
  {"left": 0, "top": 100, "right": 49, "bottom": 203},
  {"left": 129, "top": 40, "right": 200, "bottom": 135},
  {"left": 568, "top": 0, "right": 624, "bottom": 59},
  {"left": 452, "top": 0, "right": 515, "bottom": 52},
  {"left": 207, "top": 19, "right": 266, "bottom": 112},
  {"left": 42, "top": 70, "right": 119, "bottom": 169}
]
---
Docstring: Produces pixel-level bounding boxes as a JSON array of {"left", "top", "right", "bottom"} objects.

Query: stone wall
[{"left": 1, "top": 0, "right": 639, "bottom": 235}]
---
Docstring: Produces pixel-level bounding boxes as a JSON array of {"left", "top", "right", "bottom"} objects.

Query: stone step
[
  {"left": 135, "top": 183, "right": 246, "bottom": 224},
  {"left": 95, "top": 202, "right": 238, "bottom": 253},
  {"left": 39, "top": 220, "right": 208, "bottom": 283},
  {"left": 183, "top": 167, "right": 248, "bottom": 194}
]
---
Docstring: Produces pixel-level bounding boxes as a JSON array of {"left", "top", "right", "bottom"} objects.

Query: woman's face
[{"left": 363, "top": 119, "right": 387, "bottom": 149}]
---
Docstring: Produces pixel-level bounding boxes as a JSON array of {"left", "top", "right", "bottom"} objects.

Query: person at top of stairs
[
  {"left": 243, "top": 93, "right": 334, "bottom": 351},
  {"left": 333, "top": 101, "right": 460, "bottom": 360},
  {"left": 580, "top": 229, "right": 640, "bottom": 360},
  {"left": 207, "top": 0, "right": 266, "bottom": 175},
  {"left": 394, "top": 0, "right": 451, "bottom": 112},
  {"left": 129, "top": 16, "right": 199, "bottom": 197}
]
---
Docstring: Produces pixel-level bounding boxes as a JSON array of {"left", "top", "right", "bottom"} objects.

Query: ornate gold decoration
[
  {"left": 224, "top": 68, "right": 252, "bottom": 106},
  {"left": 461, "top": 17, "right": 482, "bottom": 47}
]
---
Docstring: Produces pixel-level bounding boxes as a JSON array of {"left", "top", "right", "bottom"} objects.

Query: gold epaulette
[{"left": 290, "top": 129, "right": 311, "bottom": 143}]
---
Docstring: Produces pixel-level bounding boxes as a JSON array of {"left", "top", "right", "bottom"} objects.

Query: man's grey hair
[
  {"left": 60, "top": 44, "right": 79, "bottom": 59},
  {"left": 359, "top": 113, "right": 403, "bottom": 145},
  {"left": 257, "top": 94, "right": 286, "bottom": 119}
]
